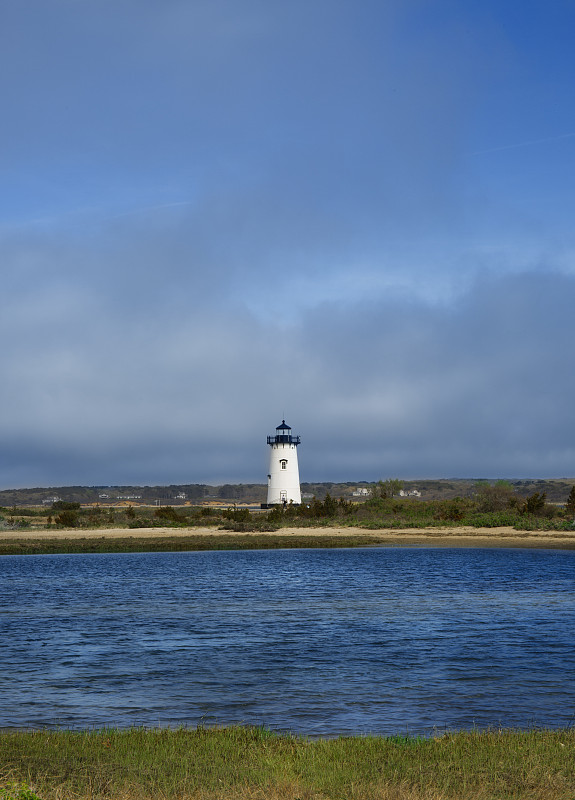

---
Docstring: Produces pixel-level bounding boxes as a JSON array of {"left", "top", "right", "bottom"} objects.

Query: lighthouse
[{"left": 266, "top": 420, "right": 301, "bottom": 506}]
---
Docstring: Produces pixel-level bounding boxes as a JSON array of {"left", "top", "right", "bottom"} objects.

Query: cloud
[
  {"left": 1, "top": 238, "right": 574, "bottom": 487},
  {"left": 297, "top": 270, "right": 575, "bottom": 477}
]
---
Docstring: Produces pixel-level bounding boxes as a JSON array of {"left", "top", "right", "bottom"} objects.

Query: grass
[
  {"left": 1, "top": 530, "right": 575, "bottom": 556},
  {"left": 0, "top": 533, "right": 388, "bottom": 556},
  {"left": 0, "top": 726, "right": 574, "bottom": 799}
]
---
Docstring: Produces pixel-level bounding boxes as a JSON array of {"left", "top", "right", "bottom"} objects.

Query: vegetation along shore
[
  {"left": 1, "top": 480, "right": 574, "bottom": 553},
  {"left": 1, "top": 726, "right": 574, "bottom": 800}
]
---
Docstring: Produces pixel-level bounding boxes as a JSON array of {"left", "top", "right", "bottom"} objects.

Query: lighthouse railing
[{"left": 267, "top": 434, "right": 300, "bottom": 445}]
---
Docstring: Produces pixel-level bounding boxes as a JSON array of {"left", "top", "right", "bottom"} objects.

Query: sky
[{"left": 2, "top": 0, "right": 575, "bottom": 488}]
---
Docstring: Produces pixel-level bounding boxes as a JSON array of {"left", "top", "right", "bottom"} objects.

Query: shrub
[
  {"left": 299, "top": 493, "right": 352, "bottom": 519},
  {"left": 371, "top": 479, "right": 404, "bottom": 498},
  {"left": 83, "top": 508, "right": 105, "bottom": 525},
  {"left": 222, "top": 507, "right": 250, "bottom": 523},
  {"left": 474, "top": 481, "right": 520, "bottom": 512},
  {"left": 266, "top": 506, "right": 285, "bottom": 524},
  {"left": 128, "top": 519, "right": 148, "bottom": 528},
  {"left": 54, "top": 510, "right": 79, "bottom": 527},
  {"left": 522, "top": 492, "right": 556, "bottom": 517},
  {"left": 0, "top": 784, "right": 44, "bottom": 800},
  {"left": 434, "top": 497, "right": 475, "bottom": 522},
  {"left": 52, "top": 501, "right": 81, "bottom": 511},
  {"left": 514, "top": 517, "right": 567, "bottom": 531},
  {"left": 464, "top": 511, "right": 522, "bottom": 528},
  {"left": 154, "top": 506, "right": 182, "bottom": 524},
  {"left": 322, "top": 493, "right": 338, "bottom": 516}
]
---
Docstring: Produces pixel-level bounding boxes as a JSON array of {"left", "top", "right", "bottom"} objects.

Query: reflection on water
[{"left": 1, "top": 547, "right": 574, "bottom": 735}]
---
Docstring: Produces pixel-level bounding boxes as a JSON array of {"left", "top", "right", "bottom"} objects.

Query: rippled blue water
[{"left": 1, "top": 547, "right": 574, "bottom": 735}]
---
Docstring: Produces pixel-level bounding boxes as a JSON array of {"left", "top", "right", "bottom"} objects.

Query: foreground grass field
[{"left": 1, "top": 726, "right": 574, "bottom": 800}]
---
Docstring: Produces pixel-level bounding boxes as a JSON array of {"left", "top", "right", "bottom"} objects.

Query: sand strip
[{"left": 1, "top": 525, "right": 574, "bottom": 549}]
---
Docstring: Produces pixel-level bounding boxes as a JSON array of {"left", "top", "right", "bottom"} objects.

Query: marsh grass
[
  {"left": 0, "top": 534, "right": 384, "bottom": 556},
  {"left": 1, "top": 726, "right": 574, "bottom": 800},
  {"left": 2, "top": 529, "right": 575, "bottom": 556}
]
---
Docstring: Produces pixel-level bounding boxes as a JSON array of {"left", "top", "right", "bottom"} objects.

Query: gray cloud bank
[{"left": 1, "top": 234, "right": 573, "bottom": 487}]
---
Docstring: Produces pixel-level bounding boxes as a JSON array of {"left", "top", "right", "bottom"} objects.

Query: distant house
[
  {"left": 352, "top": 488, "right": 370, "bottom": 497},
  {"left": 399, "top": 489, "right": 422, "bottom": 498},
  {"left": 42, "top": 496, "right": 61, "bottom": 505}
]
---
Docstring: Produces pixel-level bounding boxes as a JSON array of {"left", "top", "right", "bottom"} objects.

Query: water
[{"left": 0, "top": 547, "right": 574, "bottom": 736}]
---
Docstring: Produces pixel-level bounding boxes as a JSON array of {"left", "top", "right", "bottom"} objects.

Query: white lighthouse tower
[{"left": 266, "top": 420, "right": 301, "bottom": 506}]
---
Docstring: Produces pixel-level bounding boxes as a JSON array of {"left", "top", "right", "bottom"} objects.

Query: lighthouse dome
[{"left": 267, "top": 420, "right": 300, "bottom": 446}]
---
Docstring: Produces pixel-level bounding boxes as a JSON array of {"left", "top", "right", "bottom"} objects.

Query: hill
[{"left": 1, "top": 478, "right": 574, "bottom": 507}]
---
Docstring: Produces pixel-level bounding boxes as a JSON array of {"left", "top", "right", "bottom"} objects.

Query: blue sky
[{"left": 1, "top": 0, "right": 575, "bottom": 488}]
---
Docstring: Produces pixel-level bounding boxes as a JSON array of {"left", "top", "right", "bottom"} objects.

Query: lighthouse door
[{"left": 280, "top": 491, "right": 287, "bottom": 503}]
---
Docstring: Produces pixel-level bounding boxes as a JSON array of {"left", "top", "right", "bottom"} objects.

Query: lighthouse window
[{"left": 280, "top": 459, "right": 288, "bottom": 470}]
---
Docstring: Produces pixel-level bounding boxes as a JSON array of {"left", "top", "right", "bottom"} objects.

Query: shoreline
[{"left": 1, "top": 524, "right": 575, "bottom": 550}]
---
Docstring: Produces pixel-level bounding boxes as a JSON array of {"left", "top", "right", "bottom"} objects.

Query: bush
[
  {"left": 0, "top": 516, "right": 32, "bottom": 530},
  {"left": 371, "top": 479, "right": 404, "bottom": 499},
  {"left": 128, "top": 519, "right": 148, "bottom": 528},
  {"left": 52, "top": 501, "right": 81, "bottom": 511},
  {"left": 523, "top": 492, "right": 546, "bottom": 515},
  {"left": 54, "top": 510, "right": 79, "bottom": 527},
  {"left": 83, "top": 508, "right": 105, "bottom": 524},
  {"left": 223, "top": 507, "right": 250, "bottom": 523},
  {"left": 0, "top": 783, "right": 44, "bottom": 800},
  {"left": 154, "top": 506, "right": 183, "bottom": 524},
  {"left": 299, "top": 494, "right": 353, "bottom": 519},
  {"left": 474, "top": 481, "right": 520, "bottom": 513},
  {"left": 464, "top": 511, "right": 522, "bottom": 528},
  {"left": 521, "top": 492, "right": 557, "bottom": 518},
  {"left": 266, "top": 506, "right": 286, "bottom": 524},
  {"left": 514, "top": 517, "right": 565, "bottom": 531},
  {"left": 434, "top": 497, "right": 475, "bottom": 522}
]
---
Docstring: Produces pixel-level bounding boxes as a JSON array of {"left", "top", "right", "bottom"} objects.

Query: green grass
[
  {"left": 0, "top": 533, "right": 385, "bottom": 556},
  {"left": 1, "top": 726, "right": 574, "bottom": 799},
  {"left": 1, "top": 529, "right": 575, "bottom": 556}
]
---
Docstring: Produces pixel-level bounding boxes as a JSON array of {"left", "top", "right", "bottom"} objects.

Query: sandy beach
[{"left": 1, "top": 525, "right": 575, "bottom": 549}]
